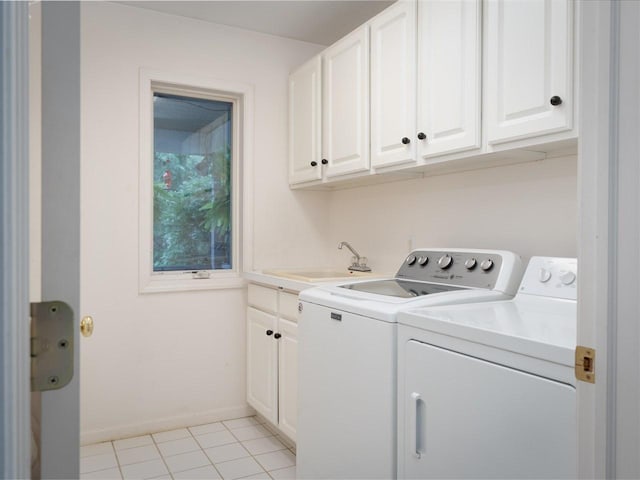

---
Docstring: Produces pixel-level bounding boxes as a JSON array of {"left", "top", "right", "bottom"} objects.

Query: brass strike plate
[{"left": 575, "top": 346, "right": 595, "bottom": 384}]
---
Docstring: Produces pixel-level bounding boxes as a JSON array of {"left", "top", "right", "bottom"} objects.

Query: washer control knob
[
  {"left": 480, "top": 259, "right": 494, "bottom": 271},
  {"left": 560, "top": 271, "right": 576, "bottom": 285},
  {"left": 437, "top": 254, "right": 453, "bottom": 269},
  {"left": 406, "top": 255, "right": 417, "bottom": 266},
  {"left": 418, "top": 256, "right": 429, "bottom": 266},
  {"left": 539, "top": 268, "right": 552, "bottom": 283},
  {"left": 464, "top": 258, "right": 477, "bottom": 270}
]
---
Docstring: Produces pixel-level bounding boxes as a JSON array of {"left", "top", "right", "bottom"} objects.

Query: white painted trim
[
  {"left": 138, "top": 69, "right": 255, "bottom": 293},
  {"left": 80, "top": 404, "right": 255, "bottom": 445},
  {"left": 0, "top": 2, "right": 31, "bottom": 478}
]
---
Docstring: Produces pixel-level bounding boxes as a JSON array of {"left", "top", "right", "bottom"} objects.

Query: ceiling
[{"left": 117, "top": 1, "right": 395, "bottom": 46}]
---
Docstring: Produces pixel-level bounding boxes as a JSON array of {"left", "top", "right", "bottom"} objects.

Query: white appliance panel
[
  {"left": 401, "top": 339, "right": 576, "bottom": 479},
  {"left": 298, "top": 302, "right": 396, "bottom": 479}
]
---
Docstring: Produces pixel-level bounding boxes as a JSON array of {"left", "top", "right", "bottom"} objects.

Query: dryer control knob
[
  {"left": 464, "top": 258, "right": 477, "bottom": 270},
  {"left": 406, "top": 255, "right": 417, "bottom": 266},
  {"left": 418, "top": 256, "right": 429, "bottom": 266},
  {"left": 480, "top": 259, "right": 494, "bottom": 271},
  {"left": 539, "top": 268, "right": 552, "bottom": 283},
  {"left": 560, "top": 271, "right": 576, "bottom": 285},
  {"left": 438, "top": 254, "right": 453, "bottom": 269}
]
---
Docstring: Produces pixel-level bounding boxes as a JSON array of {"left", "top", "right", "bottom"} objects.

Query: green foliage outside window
[{"left": 153, "top": 148, "right": 231, "bottom": 271}]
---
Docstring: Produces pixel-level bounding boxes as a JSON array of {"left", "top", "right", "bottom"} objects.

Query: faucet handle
[{"left": 360, "top": 257, "right": 368, "bottom": 267}]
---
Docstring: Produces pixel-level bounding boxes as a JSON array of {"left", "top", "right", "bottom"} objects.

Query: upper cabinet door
[
  {"left": 370, "top": 1, "right": 417, "bottom": 169},
  {"left": 485, "top": 0, "right": 573, "bottom": 145},
  {"left": 289, "top": 56, "right": 322, "bottom": 184},
  {"left": 417, "top": 0, "right": 481, "bottom": 159},
  {"left": 322, "top": 26, "right": 370, "bottom": 177}
]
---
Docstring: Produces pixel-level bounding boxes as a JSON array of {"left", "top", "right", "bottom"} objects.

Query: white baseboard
[{"left": 81, "top": 404, "right": 256, "bottom": 446}]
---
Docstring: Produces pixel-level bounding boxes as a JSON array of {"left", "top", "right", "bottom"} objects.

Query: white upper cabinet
[
  {"left": 289, "top": 56, "right": 322, "bottom": 184},
  {"left": 370, "top": 1, "right": 417, "bottom": 169},
  {"left": 485, "top": 0, "right": 573, "bottom": 145},
  {"left": 322, "top": 25, "right": 370, "bottom": 177},
  {"left": 417, "top": 0, "right": 481, "bottom": 158}
]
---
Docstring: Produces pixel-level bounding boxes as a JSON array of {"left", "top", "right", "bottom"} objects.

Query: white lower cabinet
[
  {"left": 246, "top": 284, "right": 299, "bottom": 442},
  {"left": 277, "top": 318, "right": 298, "bottom": 441}
]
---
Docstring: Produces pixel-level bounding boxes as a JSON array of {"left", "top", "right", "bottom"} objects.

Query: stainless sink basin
[{"left": 262, "top": 268, "right": 378, "bottom": 283}]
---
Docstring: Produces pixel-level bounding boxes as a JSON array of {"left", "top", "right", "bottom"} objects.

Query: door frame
[
  {"left": 578, "top": 0, "right": 640, "bottom": 478},
  {"left": 0, "top": 2, "right": 32, "bottom": 478}
]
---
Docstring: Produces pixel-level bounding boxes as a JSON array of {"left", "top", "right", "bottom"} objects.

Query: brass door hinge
[
  {"left": 30, "top": 301, "right": 74, "bottom": 391},
  {"left": 575, "top": 346, "right": 595, "bottom": 384}
]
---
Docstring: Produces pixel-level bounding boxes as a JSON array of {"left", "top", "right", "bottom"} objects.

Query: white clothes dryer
[
  {"left": 297, "top": 249, "right": 524, "bottom": 479},
  {"left": 396, "top": 257, "right": 578, "bottom": 479}
]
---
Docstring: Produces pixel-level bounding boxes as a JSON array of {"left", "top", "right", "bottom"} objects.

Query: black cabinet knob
[
  {"left": 274, "top": 333, "right": 282, "bottom": 339},
  {"left": 417, "top": 132, "right": 427, "bottom": 140},
  {"left": 321, "top": 159, "right": 328, "bottom": 165},
  {"left": 401, "top": 137, "right": 411, "bottom": 145},
  {"left": 550, "top": 96, "right": 563, "bottom": 106},
  {"left": 310, "top": 161, "right": 318, "bottom": 167},
  {"left": 266, "top": 330, "right": 273, "bottom": 336}
]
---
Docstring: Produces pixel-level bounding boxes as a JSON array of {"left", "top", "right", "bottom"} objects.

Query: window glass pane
[{"left": 153, "top": 92, "right": 233, "bottom": 272}]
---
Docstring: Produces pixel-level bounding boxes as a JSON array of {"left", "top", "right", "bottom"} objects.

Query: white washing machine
[
  {"left": 297, "top": 248, "right": 524, "bottom": 479},
  {"left": 396, "top": 257, "right": 578, "bottom": 479}
]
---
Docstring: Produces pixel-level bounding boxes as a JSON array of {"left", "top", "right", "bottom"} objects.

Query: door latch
[
  {"left": 575, "top": 346, "right": 595, "bottom": 384},
  {"left": 30, "top": 301, "right": 74, "bottom": 391}
]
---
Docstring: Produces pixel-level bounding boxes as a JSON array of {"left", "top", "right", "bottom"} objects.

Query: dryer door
[{"left": 401, "top": 340, "right": 576, "bottom": 479}]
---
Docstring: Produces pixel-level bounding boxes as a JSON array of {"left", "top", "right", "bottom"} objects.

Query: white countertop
[{"left": 243, "top": 270, "right": 391, "bottom": 293}]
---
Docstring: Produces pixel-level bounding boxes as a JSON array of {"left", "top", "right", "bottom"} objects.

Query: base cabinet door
[
  {"left": 289, "top": 56, "right": 323, "bottom": 184},
  {"left": 322, "top": 25, "right": 370, "bottom": 177},
  {"left": 277, "top": 318, "right": 298, "bottom": 441},
  {"left": 485, "top": 0, "right": 573, "bottom": 145},
  {"left": 246, "top": 307, "right": 278, "bottom": 424},
  {"left": 417, "top": 0, "right": 481, "bottom": 158}
]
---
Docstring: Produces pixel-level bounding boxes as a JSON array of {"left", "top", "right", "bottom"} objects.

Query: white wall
[
  {"left": 79, "top": 2, "right": 325, "bottom": 443},
  {"left": 327, "top": 155, "right": 578, "bottom": 273}
]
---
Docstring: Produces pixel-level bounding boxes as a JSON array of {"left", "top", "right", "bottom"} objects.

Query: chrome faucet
[{"left": 338, "top": 241, "right": 371, "bottom": 272}]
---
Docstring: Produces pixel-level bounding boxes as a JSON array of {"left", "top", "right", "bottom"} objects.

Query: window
[
  {"left": 139, "top": 71, "right": 251, "bottom": 293},
  {"left": 153, "top": 93, "right": 233, "bottom": 272}
]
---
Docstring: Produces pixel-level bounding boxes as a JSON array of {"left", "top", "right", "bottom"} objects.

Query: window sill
[{"left": 139, "top": 274, "right": 246, "bottom": 294}]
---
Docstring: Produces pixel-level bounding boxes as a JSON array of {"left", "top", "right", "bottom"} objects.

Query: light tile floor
[{"left": 80, "top": 416, "right": 296, "bottom": 480}]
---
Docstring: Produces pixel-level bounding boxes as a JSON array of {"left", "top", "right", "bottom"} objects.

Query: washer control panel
[
  {"left": 396, "top": 250, "right": 505, "bottom": 290},
  {"left": 518, "top": 256, "right": 577, "bottom": 300}
]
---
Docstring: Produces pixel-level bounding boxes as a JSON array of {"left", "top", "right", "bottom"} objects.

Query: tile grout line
[{"left": 150, "top": 431, "right": 176, "bottom": 480}]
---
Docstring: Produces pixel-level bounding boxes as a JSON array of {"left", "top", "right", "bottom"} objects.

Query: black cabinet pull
[
  {"left": 274, "top": 333, "right": 282, "bottom": 339},
  {"left": 310, "top": 161, "right": 318, "bottom": 167},
  {"left": 401, "top": 137, "right": 410, "bottom": 145},
  {"left": 550, "top": 96, "right": 563, "bottom": 106},
  {"left": 266, "top": 330, "right": 273, "bottom": 336},
  {"left": 417, "top": 132, "right": 427, "bottom": 140},
  {"left": 321, "top": 159, "right": 328, "bottom": 165}
]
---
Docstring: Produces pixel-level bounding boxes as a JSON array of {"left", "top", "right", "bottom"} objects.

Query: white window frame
[{"left": 138, "top": 69, "right": 253, "bottom": 293}]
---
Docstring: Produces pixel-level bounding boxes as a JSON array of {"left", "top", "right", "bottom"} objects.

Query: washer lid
[
  {"left": 398, "top": 295, "right": 577, "bottom": 366},
  {"left": 339, "top": 279, "right": 465, "bottom": 298}
]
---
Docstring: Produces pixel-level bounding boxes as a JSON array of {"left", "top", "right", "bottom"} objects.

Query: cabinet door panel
[
  {"left": 277, "top": 319, "right": 298, "bottom": 441},
  {"left": 247, "top": 307, "right": 278, "bottom": 424},
  {"left": 486, "top": 0, "right": 573, "bottom": 144},
  {"left": 323, "top": 26, "right": 370, "bottom": 177},
  {"left": 418, "top": 0, "right": 481, "bottom": 158},
  {"left": 289, "top": 57, "right": 322, "bottom": 184},
  {"left": 370, "top": 1, "right": 417, "bottom": 168}
]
